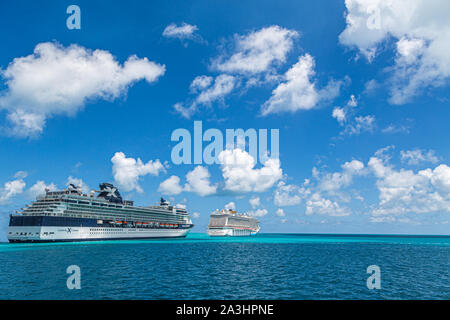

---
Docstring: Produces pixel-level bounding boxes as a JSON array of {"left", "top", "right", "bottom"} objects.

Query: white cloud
[
  {"left": 347, "top": 94, "right": 358, "bottom": 107},
  {"left": 368, "top": 153, "right": 450, "bottom": 215},
  {"left": 274, "top": 181, "right": 305, "bottom": 206},
  {"left": 364, "top": 79, "right": 379, "bottom": 94},
  {"left": 333, "top": 95, "right": 358, "bottom": 125},
  {"left": 173, "top": 102, "right": 195, "bottom": 119},
  {"left": 370, "top": 216, "right": 396, "bottom": 223},
  {"left": 305, "top": 192, "right": 350, "bottom": 216},
  {"left": 318, "top": 160, "right": 366, "bottom": 193},
  {"left": 195, "top": 74, "right": 236, "bottom": 105},
  {"left": 0, "top": 178, "right": 26, "bottom": 204},
  {"left": 343, "top": 115, "right": 376, "bottom": 135},
  {"left": 213, "top": 25, "right": 298, "bottom": 74},
  {"left": 396, "top": 37, "right": 425, "bottom": 64},
  {"left": 224, "top": 201, "right": 236, "bottom": 211},
  {"left": 276, "top": 208, "right": 286, "bottom": 217},
  {"left": 332, "top": 107, "right": 346, "bottom": 124},
  {"left": 14, "top": 171, "right": 28, "bottom": 179},
  {"left": 28, "top": 181, "right": 57, "bottom": 199},
  {"left": 184, "top": 166, "right": 217, "bottom": 196},
  {"left": 249, "top": 196, "right": 260, "bottom": 209},
  {"left": 219, "top": 148, "right": 282, "bottom": 193},
  {"left": 112, "top": 152, "right": 165, "bottom": 193},
  {"left": 277, "top": 160, "right": 365, "bottom": 217},
  {"left": 158, "top": 175, "right": 183, "bottom": 195},
  {"left": 284, "top": 146, "right": 450, "bottom": 219},
  {"left": 0, "top": 42, "right": 165, "bottom": 137},
  {"left": 261, "top": 54, "right": 342, "bottom": 115},
  {"left": 192, "top": 212, "right": 200, "bottom": 218},
  {"left": 400, "top": 149, "right": 439, "bottom": 165},
  {"left": 339, "top": 0, "right": 450, "bottom": 104},
  {"left": 66, "top": 176, "right": 90, "bottom": 194},
  {"left": 158, "top": 166, "right": 217, "bottom": 197},
  {"left": 190, "top": 75, "right": 213, "bottom": 93},
  {"left": 381, "top": 123, "right": 411, "bottom": 134},
  {"left": 174, "top": 74, "right": 237, "bottom": 119},
  {"left": 247, "top": 208, "right": 268, "bottom": 217},
  {"left": 162, "top": 22, "right": 199, "bottom": 40}
]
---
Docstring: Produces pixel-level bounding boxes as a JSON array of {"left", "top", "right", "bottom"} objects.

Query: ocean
[{"left": 0, "top": 233, "right": 449, "bottom": 300}]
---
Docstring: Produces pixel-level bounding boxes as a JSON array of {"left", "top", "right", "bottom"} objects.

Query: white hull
[
  {"left": 206, "top": 227, "right": 258, "bottom": 237},
  {"left": 8, "top": 226, "right": 190, "bottom": 242}
]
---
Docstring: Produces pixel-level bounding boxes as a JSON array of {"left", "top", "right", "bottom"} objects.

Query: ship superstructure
[
  {"left": 206, "top": 208, "right": 260, "bottom": 236},
  {"left": 8, "top": 183, "right": 193, "bottom": 243}
]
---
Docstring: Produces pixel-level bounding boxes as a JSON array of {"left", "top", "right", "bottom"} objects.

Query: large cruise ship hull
[
  {"left": 206, "top": 227, "right": 258, "bottom": 237},
  {"left": 8, "top": 225, "right": 191, "bottom": 243}
]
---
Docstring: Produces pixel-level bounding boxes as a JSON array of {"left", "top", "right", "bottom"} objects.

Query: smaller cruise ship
[{"left": 206, "top": 208, "right": 260, "bottom": 236}]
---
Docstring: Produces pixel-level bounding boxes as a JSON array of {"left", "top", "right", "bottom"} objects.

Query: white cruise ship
[
  {"left": 8, "top": 183, "right": 193, "bottom": 243},
  {"left": 206, "top": 208, "right": 260, "bottom": 236}
]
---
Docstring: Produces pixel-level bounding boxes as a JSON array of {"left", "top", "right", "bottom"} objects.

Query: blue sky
[{"left": 0, "top": 0, "right": 449, "bottom": 239}]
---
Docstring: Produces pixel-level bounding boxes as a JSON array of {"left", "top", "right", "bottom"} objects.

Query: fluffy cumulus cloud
[
  {"left": 249, "top": 196, "right": 260, "bottom": 209},
  {"left": 247, "top": 208, "right": 268, "bottom": 217},
  {"left": 261, "top": 54, "right": 343, "bottom": 115},
  {"left": 276, "top": 208, "right": 286, "bottom": 217},
  {"left": 332, "top": 107, "right": 346, "bottom": 124},
  {"left": 219, "top": 148, "right": 282, "bottom": 193},
  {"left": 112, "top": 152, "right": 165, "bottom": 193},
  {"left": 0, "top": 176, "right": 26, "bottom": 204},
  {"left": 274, "top": 181, "right": 308, "bottom": 206},
  {"left": 305, "top": 192, "right": 350, "bottom": 216},
  {"left": 342, "top": 115, "right": 376, "bottom": 135},
  {"left": 270, "top": 147, "right": 449, "bottom": 219},
  {"left": 213, "top": 25, "right": 298, "bottom": 74},
  {"left": 272, "top": 160, "right": 365, "bottom": 216},
  {"left": 162, "top": 22, "right": 199, "bottom": 40},
  {"left": 174, "top": 26, "right": 300, "bottom": 118},
  {"left": 195, "top": 75, "right": 236, "bottom": 105},
  {"left": 318, "top": 160, "right": 366, "bottom": 193},
  {"left": 175, "top": 25, "right": 344, "bottom": 119},
  {"left": 174, "top": 74, "right": 237, "bottom": 119},
  {"left": 158, "top": 175, "right": 183, "bottom": 195},
  {"left": 0, "top": 42, "right": 165, "bottom": 137},
  {"left": 400, "top": 149, "right": 439, "bottom": 165},
  {"left": 190, "top": 75, "right": 213, "bottom": 93},
  {"left": 332, "top": 94, "right": 358, "bottom": 125},
  {"left": 368, "top": 154, "right": 450, "bottom": 216},
  {"left": 339, "top": 0, "right": 450, "bottom": 104},
  {"left": 158, "top": 166, "right": 216, "bottom": 196},
  {"left": 184, "top": 166, "right": 217, "bottom": 196},
  {"left": 27, "top": 181, "right": 57, "bottom": 199}
]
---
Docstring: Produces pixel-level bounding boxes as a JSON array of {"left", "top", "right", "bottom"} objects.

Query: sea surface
[{"left": 0, "top": 233, "right": 449, "bottom": 300}]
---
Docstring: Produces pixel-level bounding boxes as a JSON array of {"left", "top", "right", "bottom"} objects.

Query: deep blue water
[{"left": 0, "top": 233, "right": 449, "bottom": 300}]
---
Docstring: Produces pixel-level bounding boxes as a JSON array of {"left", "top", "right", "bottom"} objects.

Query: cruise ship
[
  {"left": 8, "top": 183, "right": 193, "bottom": 243},
  {"left": 206, "top": 208, "right": 260, "bottom": 236}
]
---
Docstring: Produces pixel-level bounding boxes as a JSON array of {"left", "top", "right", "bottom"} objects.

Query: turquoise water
[{"left": 0, "top": 233, "right": 449, "bottom": 299}]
